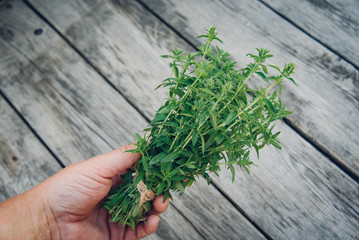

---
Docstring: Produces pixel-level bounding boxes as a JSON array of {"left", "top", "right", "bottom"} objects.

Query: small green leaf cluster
[
  {"left": 104, "top": 27, "right": 296, "bottom": 228},
  {"left": 103, "top": 171, "right": 152, "bottom": 228}
]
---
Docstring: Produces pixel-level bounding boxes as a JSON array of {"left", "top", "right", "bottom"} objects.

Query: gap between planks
[
  {"left": 257, "top": 0, "right": 359, "bottom": 71},
  {"left": 5, "top": 1, "right": 257, "bottom": 238},
  {"left": 22, "top": 0, "right": 151, "bottom": 124},
  {"left": 0, "top": 89, "right": 66, "bottom": 168},
  {"left": 14, "top": 1, "right": 357, "bottom": 238},
  {"left": 137, "top": 0, "right": 359, "bottom": 184},
  {"left": 18, "top": 1, "right": 359, "bottom": 236}
]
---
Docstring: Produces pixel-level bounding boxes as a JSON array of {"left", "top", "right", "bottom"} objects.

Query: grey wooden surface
[{"left": 0, "top": 0, "right": 358, "bottom": 239}]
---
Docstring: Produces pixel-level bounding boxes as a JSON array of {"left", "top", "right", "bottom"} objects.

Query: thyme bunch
[{"left": 104, "top": 27, "right": 296, "bottom": 229}]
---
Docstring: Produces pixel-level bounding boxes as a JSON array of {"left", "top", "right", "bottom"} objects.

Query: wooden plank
[
  {"left": 23, "top": 0, "right": 359, "bottom": 238},
  {"left": 147, "top": 205, "right": 205, "bottom": 240},
  {"left": 140, "top": 0, "right": 359, "bottom": 177},
  {"left": 261, "top": 0, "right": 359, "bottom": 69},
  {"left": 28, "top": 0, "right": 359, "bottom": 177},
  {"left": 0, "top": 0, "right": 148, "bottom": 165},
  {"left": 212, "top": 123, "right": 359, "bottom": 239},
  {"left": 24, "top": 0, "right": 195, "bottom": 119},
  {"left": 170, "top": 177, "right": 266, "bottom": 240},
  {"left": 0, "top": 1, "right": 266, "bottom": 239},
  {"left": 0, "top": 97, "right": 62, "bottom": 201}
]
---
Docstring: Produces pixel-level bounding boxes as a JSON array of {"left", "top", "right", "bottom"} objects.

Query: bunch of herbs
[{"left": 104, "top": 27, "right": 296, "bottom": 229}]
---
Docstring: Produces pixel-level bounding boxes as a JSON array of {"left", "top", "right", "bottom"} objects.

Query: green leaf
[
  {"left": 175, "top": 180, "right": 185, "bottom": 193},
  {"left": 198, "top": 111, "right": 210, "bottom": 127},
  {"left": 134, "top": 172, "right": 144, "bottom": 187},
  {"left": 272, "top": 131, "right": 281, "bottom": 139},
  {"left": 162, "top": 151, "right": 181, "bottom": 163},
  {"left": 211, "top": 154, "right": 218, "bottom": 171},
  {"left": 253, "top": 106, "right": 263, "bottom": 118},
  {"left": 215, "top": 134, "right": 225, "bottom": 145},
  {"left": 192, "top": 130, "right": 199, "bottom": 146},
  {"left": 201, "top": 134, "right": 205, "bottom": 154},
  {"left": 210, "top": 113, "right": 218, "bottom": 128},
  {"left": 140, "top": 156, "right": 149, "bottom": 171},
  {"left": 262, "top": 64, "right": 268, "bottom": 74},
  {"left": 199, "top": 88, "right": 217, "bottom": 97},
  {"left": 163, "top": 121, "right": 179, "bottom": 128},
  {"left": 163, "top": 191, "right": 172, "bottom": 202},
  {"left": 229, "top": 164, "right": 235, "bottom": 183},
  {"left": 268, "top": 64, "right": 281, "bottom": 72},
  {"left": 240, "top": 92, "right": 247, "bottom": 105},
  {"left": 205, "top": 133, "right": 217, "bottom": 149},
  {"left": 255, "top": 72, "right": 267, "bottom": 82},
  {"left": 157, "top": 104, "right": 174, "bottom": 115},
  {"left": 135, "top": 133, "right": 142, "bottom": 141},
  {"left": 170, "top": 87, "right": 184, "bottom": 97},
  {"left": 131, "top": 203, "right": 139, "bottom": 217},
  {"left": 149, "top": 152, "right": 167, "bottom": 165},
  {"left": 264, "top": 99, "right": 276, "bottom": 113},
  {"left": 173, "top": 66, "right": 179, "bottom": 78},
  {"left": 156, "top": 181, "right": 166, "bottom": 195},
  {"left": 151, "top": 113, "right": 167, "bottom": 123},
  {"left": 224, "top": 111, "right": 237, "bottom": 125},
  {"left": 272, "top": 140, "right": 282, "bottom": 149},
  {"left": 287, "top": 77, "right": 298, "bottom": 86}
]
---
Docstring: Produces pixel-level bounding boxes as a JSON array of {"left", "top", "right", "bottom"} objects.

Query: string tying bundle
[{"left": 137, "top": 180, "right": 155, "bottom": 207}]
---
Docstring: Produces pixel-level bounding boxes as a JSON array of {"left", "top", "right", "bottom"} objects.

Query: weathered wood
[
  {"left": 29, "top": 0, "right": 359, "bottom": 177},
  {"left": 140, "top": 0, "right": 359, "bottom": 177},
  {"left": 170, "top": 177, "right": 267, "bottom": 240},
  {"left": 147, "top": 204, "right": 205, "bottom": 240},
  {"left": 22, "top": 0, "right": 359, "bottom": 238},
  {"left": 0, "top": 0, "right": 148, "bottom": 165},
  {"left": 0, "top": 1, "right": 266, "bottom": 239},
  {"left": 24, "top": 0, "right": 194, "bottom": 119},
  {"left": 0, "top": 97, "right": 62, "bottom": 201},
  {"left": 213, "top": 123, "right": 359, "bottom": 239},
  {"left": 261, "top": 0, "right": 359, "bottom": 69}
]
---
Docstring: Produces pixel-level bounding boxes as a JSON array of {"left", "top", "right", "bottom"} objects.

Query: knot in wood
[{"left": 137, "top": 180, "right": 155, "bottom": 207}]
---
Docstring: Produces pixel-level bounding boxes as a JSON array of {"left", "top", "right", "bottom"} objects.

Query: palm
[{"left": 42, "top": 148, "right": 167, "bottom": 240}]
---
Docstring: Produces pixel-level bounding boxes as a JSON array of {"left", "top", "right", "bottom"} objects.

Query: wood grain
[
  {"left": 146, "top": 204, "right": 205, "bottom": 240},
  {"left": 0, "top": 1, "right": 266, "bottom": 239},
  {"left": 0, "top": 0, "right": 148, "bottom": 165},
  {"left": 26, "top": 0, "right": 193, "bottom": 119},
  {"left": 140, "top": 0, "right": 359, "bottom": 177},
  {"left": 212, "top": 123, "right": 359, "bottom": 239},
  {"left": 23, "top": 0, "right": 359, "bottom": 239},
  {"left": 23, "top": 0, "right": 359, "bottom": 238},
  {"left": 170, "top": 177, "right": 267, "bottom": 240},
  {"left": 28, "top": 0, "right": 359, "bottom": 177},
  {"left": 261, "top": 0, "right": 359, "bottom": 69},
  {"left": 0, "top": 97, "right": 62, "bottom": 201}
]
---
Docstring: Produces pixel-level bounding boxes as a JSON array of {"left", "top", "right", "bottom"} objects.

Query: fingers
[
  {"left": 148, "top": 196, "right": 169, "bottom": 216},
  {"left": 125, "top": 215, "right": 160, "bottom": 239},
  {"left": 87, "top": 144, "right": 142, "bottom": 179}
]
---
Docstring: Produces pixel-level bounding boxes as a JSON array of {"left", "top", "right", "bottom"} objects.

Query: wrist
[
  {"left": 0, "top": 183, "right": 60, "bottom": 239},
  {"left": 29, "top": 185, "right": 61, "bottom": 239}
]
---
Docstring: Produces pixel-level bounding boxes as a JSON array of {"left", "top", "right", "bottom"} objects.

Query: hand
[{"left": 0, "top": 144, "right": 169, "bottom": 240}]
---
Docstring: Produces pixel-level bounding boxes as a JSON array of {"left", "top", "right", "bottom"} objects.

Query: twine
[{"left": 137, "top": 180, "right": 156, "bottom": 207}]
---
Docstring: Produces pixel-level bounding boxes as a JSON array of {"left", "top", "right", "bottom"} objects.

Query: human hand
[{"left": 0, "top": 144, "right": 169, "bottom": 240}]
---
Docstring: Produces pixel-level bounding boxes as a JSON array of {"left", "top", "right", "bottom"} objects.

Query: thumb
[{"left": 87, "top": 144, "right": 142, "bottom": 179}]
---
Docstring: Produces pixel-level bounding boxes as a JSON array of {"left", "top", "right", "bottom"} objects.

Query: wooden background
[{"left": 0, "top": 0, "right": 358, "bottom": 239}]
